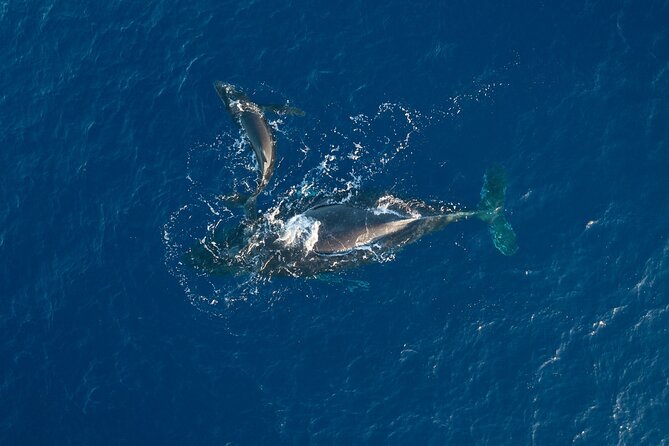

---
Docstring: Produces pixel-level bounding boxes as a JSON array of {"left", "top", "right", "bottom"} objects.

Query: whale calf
[
  {"left": 213, "top": 81, "right": 303, "bottom": 211},
  {"left": 187, "top": 167, "right": 518, "bottom": 277}
]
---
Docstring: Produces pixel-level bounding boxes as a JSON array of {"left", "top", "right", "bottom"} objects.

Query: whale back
[
  {"left": 302, "top": 204, "right": 421, "bottom": 254},
  {"left": 238, "top": 108, "right": 276, "bottom": 189}
]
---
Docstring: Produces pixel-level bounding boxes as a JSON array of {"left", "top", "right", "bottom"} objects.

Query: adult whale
[
  {"left": 213, "top": 81, "right": 304, "bottom": 211},
  {"left": 187, "top": 167, "right": 518, "bottom": 277}
]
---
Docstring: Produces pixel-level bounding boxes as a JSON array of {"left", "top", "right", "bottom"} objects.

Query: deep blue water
[{"left": 2, "top": 0, "right": 669, "bottom": 444}]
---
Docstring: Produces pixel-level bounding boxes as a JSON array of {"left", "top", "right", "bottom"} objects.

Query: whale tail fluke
[{"left": 477, "top": 166, "right": 518, "bottom": 256}]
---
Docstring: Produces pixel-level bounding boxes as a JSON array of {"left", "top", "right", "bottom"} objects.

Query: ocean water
[{"left": 2, "top": 0, "right": 669, "bottom": 444}]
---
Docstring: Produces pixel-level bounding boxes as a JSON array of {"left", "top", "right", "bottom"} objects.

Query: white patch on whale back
[
  {"left": 277, "top": 214, "right": 321, "bottom": 252},
  {"left": 375, "top": 195, "right": 422, "bottom": 218},
  {"left": 371, "top": 206, "right": 405, "bottom": 217}
]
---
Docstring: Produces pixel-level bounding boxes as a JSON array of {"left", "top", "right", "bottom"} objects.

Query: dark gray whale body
[
  {"left": 187, "top": 167, "right": 518, "bottom": 277},
  {"left": 302, "top": 203, "right": 464, "bottom": 254}
]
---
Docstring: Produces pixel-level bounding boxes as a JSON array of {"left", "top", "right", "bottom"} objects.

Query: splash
[{"left": 276, "top": 214, "right": 321, "bottom": 252}]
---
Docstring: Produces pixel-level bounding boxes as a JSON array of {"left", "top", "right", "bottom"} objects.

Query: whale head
[{"left": 213, "top": 81, "right": 249, "bottom": 112}]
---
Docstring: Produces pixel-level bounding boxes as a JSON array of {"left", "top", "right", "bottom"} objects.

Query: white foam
[{"left": 277, "top": 214, "right": 321, "bottom": 252}]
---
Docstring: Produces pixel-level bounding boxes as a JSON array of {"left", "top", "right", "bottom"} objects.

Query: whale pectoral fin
[
  {"left": 218, "top": 193, "right": 259, "bottom": 219},
  {"left": 261, "top": 103, "right": 306, "bottom": 117}
]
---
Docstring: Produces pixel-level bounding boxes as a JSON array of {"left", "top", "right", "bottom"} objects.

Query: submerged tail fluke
[{"left": 478, "top": 166, "right": 518, "bottom": 256}]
